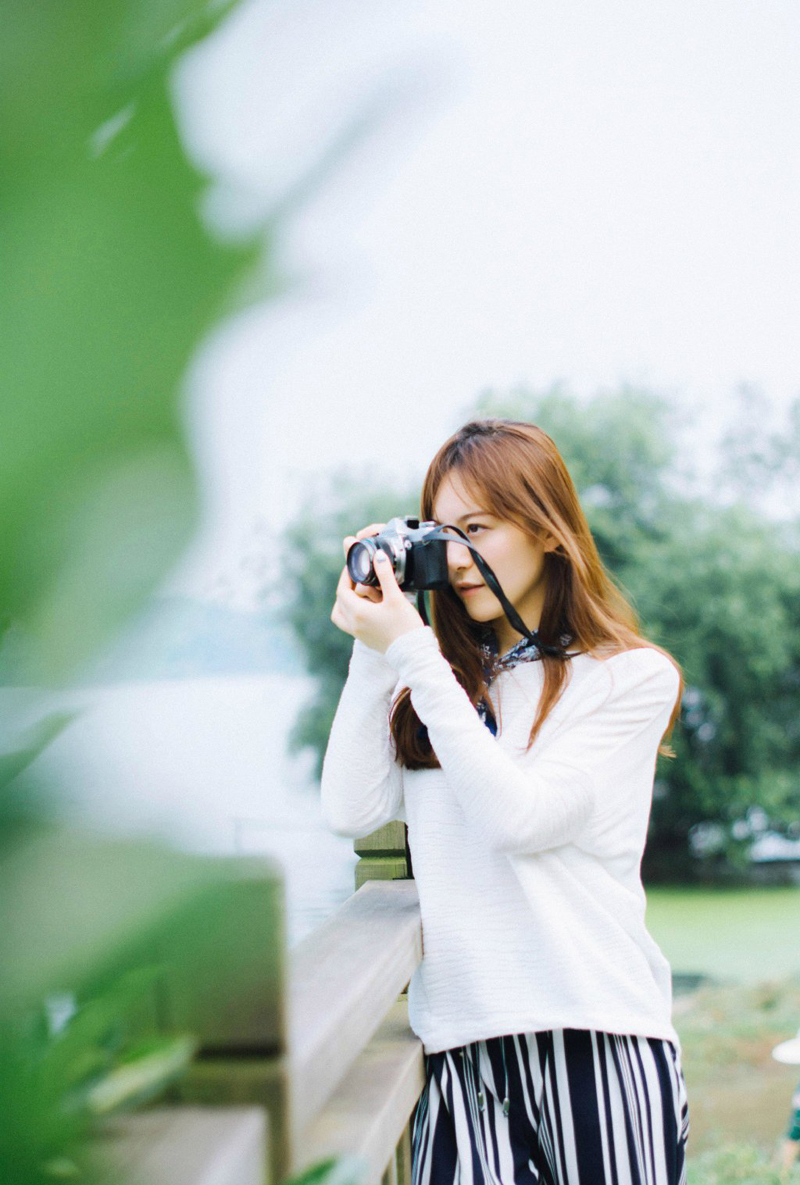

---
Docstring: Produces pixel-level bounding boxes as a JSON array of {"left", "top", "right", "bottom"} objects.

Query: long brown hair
[{"left": 390, "top": 418, "right": 683, "bottom": 769}]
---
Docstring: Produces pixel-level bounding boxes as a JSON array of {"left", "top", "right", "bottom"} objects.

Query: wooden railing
[
  {"left": 93, "top": 820, "right": 421, "bottom": 1185},
  {"left": 287, "top": 877, "right": 423, "bottom": 1180}
]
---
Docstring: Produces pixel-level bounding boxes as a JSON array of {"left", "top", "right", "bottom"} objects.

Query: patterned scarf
[
  {"left": 476, "top": 628, "right": 573, "bottom": 735},
  {"left": 415, "top": 627, "right": 574, "bottom": 743}
]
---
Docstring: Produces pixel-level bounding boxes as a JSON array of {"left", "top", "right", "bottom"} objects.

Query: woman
[{"left": 321, "top": 418, "right": 690, "bottom": 1185}]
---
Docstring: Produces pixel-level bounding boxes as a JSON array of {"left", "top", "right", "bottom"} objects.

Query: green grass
[
  {"left": 673, "top": 975, "right": 800, "bottom": 1176},
  {"left": 689, "top": 1141, "right": 797, "bottom": 1184},
  {"left": 640, "top": 886, "right": 800, "bottom": 1179},
  {"left": 645, "top": 885, "right": 800, "bottom": 983}
]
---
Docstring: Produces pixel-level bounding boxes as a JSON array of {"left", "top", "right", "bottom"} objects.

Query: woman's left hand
[{"left": 331, "top": 549, "right": 426, "bottom": 654}]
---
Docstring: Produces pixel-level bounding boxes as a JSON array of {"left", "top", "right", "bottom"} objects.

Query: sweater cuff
[
  {"left": 384, "top": 625, "right": 440, "bottom": 678},
  {"left": 349, "top": 637, "right": 401, "bottom": 692}
]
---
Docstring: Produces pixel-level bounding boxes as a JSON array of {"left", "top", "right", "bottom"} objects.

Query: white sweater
[{"left": 320, "top": 625, "right": 682, "bottom": 1055}]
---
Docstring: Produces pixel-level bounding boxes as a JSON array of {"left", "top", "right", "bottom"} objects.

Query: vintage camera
[{"left": 346, "top": 516, "right": 453, "bottom": 592}]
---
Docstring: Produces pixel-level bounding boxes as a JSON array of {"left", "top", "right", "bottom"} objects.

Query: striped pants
[{"left": 410, "top": 1028, "right": 689, "bottom": 1185}]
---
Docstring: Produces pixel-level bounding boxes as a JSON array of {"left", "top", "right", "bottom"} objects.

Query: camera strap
[{"left": 415, "top": 524, "right": 577, "bottom": 659}]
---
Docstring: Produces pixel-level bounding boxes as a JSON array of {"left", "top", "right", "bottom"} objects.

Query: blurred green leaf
[
  {"left": 282, "top": 1154, "right": 370, "bottom": 1185},
  {"left": 0, "top": 1, "right": 263, "bottom": 683},
  {"left": 84, "top": 1033, "right": 199, "bottom": 1115},
  {"left": 0, "top": 713, "right": 77, "bottom": 790},
  {"left": 0, "top": 831, "right": 225, "bottom": 1009}
]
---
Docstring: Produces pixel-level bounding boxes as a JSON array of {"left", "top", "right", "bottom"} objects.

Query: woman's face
[{"left": 431, "top": 470, "right": 556, "bottom": 651}]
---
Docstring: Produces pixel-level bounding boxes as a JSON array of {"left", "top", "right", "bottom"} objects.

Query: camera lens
[{"left": 347, "top": 541, "right": 376, "bottom": 585}]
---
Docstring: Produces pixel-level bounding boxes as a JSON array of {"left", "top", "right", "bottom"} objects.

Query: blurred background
[{"left": 2, "top": 0, "right": 799, "bottom": 1181}]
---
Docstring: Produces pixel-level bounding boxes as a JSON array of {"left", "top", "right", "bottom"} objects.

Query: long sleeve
[
  {"left": 319, "top": 638, "right": 406, "bottom": 837},
  {"left": 383, "top": 626, "right": 680, "bottom": 855}
]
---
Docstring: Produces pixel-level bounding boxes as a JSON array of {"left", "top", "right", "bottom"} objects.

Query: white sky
[{"left": 164, "top": 0, "right": 800, "bottom": 606}]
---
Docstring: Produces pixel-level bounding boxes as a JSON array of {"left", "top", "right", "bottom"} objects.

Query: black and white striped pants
[{"left": 410, "top": 1028, "right": 689, "bottom": 1185}]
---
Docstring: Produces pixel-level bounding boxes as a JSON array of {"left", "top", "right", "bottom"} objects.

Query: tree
[{"left": 631, "top": 501, "right": 800, "bottom": 878}]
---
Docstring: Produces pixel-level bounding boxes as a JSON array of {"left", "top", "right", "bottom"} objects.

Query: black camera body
[{"left": 346, "top": 516, "right": 451, "bottom": 592}]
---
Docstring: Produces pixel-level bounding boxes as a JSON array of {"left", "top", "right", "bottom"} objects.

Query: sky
[{"left": 163, "top": 0, "right": 800, "bottom": 607}]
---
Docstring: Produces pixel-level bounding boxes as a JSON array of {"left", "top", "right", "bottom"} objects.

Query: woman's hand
[
  {"left": 331, "top": 525, "right": 426, "bottom": 653},
  {"left": 341, "top": 524, "right": 386, "bottom": 604}
]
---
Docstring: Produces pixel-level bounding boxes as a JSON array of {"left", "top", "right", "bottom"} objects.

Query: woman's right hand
[{"left": 342, "top": 524, "right": 387, "bottom": 603}]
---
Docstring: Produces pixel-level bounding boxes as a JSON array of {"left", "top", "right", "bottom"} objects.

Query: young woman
[{"left": 322, "top": 418, "right": 690, "bottom": 1185}]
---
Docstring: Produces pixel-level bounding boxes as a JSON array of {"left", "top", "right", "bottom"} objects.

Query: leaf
[{"left": 83, "top": 1033, "right": 199, "bottom": 1115}]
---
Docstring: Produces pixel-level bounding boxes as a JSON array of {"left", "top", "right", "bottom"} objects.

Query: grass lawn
[
  {"left": 673, "top": 975, "right": 800, "bottom": 1178},
  {"left": 640, "top": 885, "right": 800, "bottom": 1180},
  {"left": 645, "top": 885, "right": 800, "bottom": 983}
]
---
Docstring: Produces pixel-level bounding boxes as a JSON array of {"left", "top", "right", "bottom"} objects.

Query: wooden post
[{"left": 354, "top": 823, "right": 413, "bottom": 889}]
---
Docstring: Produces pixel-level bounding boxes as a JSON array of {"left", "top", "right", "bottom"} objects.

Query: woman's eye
[{"left": 467, "top": 523, "right": 486, "bottom": 534}]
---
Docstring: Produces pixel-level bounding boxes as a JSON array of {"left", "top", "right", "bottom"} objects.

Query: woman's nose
[{"left": 446, "top": 539, "right": 473, "bottom": 572}]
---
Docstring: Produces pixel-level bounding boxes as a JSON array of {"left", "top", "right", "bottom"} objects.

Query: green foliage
[
  {"left": 631, "top": 505, "right": 800, "bottom": 871},
  {"left": 279, "top": 384, "right": 800, "bottom": 869},
  {"left": 1, "top": 967, "right": 198, "bottom": 1182},
  {"left": 716, "top": 383, "right": 800, "bottom": 504},
  {"left": 0, "top": 2, "right": 282, "bottom": 1181},
  {"left": 1, "top": 1, "right": 400, "bottom": 1181},
  {"left": 0, "top": 0, "right": 264, "bottom": 683},
  {"left": 280, "top": 1154, "right": 370, "bottom": 1185},
  {"left": 0, "top": 824, "right": 283, "bottom": 1184}
]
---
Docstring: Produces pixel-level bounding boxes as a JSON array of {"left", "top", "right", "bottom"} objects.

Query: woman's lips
[{"left": 459, "top": 585, "right": 484, "bottom": 596}]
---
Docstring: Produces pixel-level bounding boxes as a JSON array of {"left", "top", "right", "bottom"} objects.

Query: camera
[{"left": 346, "top": 516, "right": 452, "bottom": 592}]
